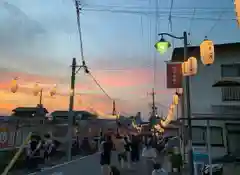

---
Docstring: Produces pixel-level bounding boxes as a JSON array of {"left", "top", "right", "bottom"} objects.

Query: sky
[{"left": 0, "top": 0, "right": 239, "bottom": 119}]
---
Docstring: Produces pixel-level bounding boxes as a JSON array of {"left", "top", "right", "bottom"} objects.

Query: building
[
  {"left": 171, "top": 42, "right": 240, "bottom": 158},
  {"left": 11, "top": 106, "right": 48, "bottom": 118}
]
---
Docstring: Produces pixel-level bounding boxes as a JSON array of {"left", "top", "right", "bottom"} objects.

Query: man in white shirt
[{"left": 113, "top": 134, "right": 126, "bottom": 169}]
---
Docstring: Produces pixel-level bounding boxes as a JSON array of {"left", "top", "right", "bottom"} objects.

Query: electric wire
[
  {"left": 74, "top": 0, "right": 86, "bottom": 64},
  {"left": 168, "top": 0, "right": 174, "bottom": 48},
  {"left": 82, "top": 4, "right": 233, "bottom": 11},
  {"left": 153, "top": 0, "right": 159, "bottom": 89},
  {"left": 88, "top": 72, "right": 112, "bottom": 101},
  {"left": 82, "top": 8, "right": 236, "bottom": 21},
  {"left": 205, "top": 11, "right": 225, "bottom": 38},
  {"left": 188, "top": 8, "right": 196, "bottom": 44}
]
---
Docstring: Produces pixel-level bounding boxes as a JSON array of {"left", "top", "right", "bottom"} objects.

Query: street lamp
[
  {"left": 154, "top": 36, "right": 171, "bottom": 54},
  {"left": 155, "top": 31, "right": 194, "bottom": 175}
]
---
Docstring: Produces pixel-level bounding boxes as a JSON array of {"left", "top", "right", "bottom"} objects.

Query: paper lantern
[
  {"left": 200, "top": 39, "right": 215, "bottom": 65},
  {"left": 173, "top": 94, "right": 179, "bottom": 105},
  {"left": 188, "top": 57, "right": 198, "bottom": 75},
  {"left": 33, "top": 83, "right": 40, "bottom": 96},
  {"left": 176, "top": 88, "right": 183, "bottom": 95},
  {"left": 182, "top": 61, "right": 190, "bottom": 76},
  {"left": 50, "top": 84, "right": 57, "bottom": 96},
  {"left": 235, "top": 0, "right": 240, "bottom": 27},
  {"left": 11, "top": 78, "right": 18, "bottom": 93}
]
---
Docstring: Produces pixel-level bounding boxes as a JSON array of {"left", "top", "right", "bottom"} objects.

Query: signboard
[
  {"left": 166, "top": 62, "right": 182, "bottom": 88},
  {"left": 0, "top": 125, "right": 16, "bottom": 149}
]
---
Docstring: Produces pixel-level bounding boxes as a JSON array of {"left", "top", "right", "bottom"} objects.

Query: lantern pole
[
  {"left": 183, "top": 31, "right": 194, "bottom": 175},
  {"left": 157, "top": 31, "right": 194, "bottom": 175},
  {"left": 39, "top": 88, "right": 43, "bottom": 106}
]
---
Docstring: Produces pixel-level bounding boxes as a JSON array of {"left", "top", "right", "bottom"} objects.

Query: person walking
[
  {"left": 100, "top": 135, "right": 114, "bottom": 175},
  {"left": 142, "top": 138, "right": 157, "bottom": 175},
  {"left": 25, "top": 135, "right": 42, "bottom": 171},
  {"left": 170, "top": 146, "right": 183, "bottom": 173},
  {"left": 42, "top": 133, "right": 55, "bottom": 164},
  {"left": 131, "top": 135, "right": 141, "bottom": 163},
  {"left": 124, "top": 135, "right": 132, "bottom": 169},
  {"left": 152, "top": 163, "right": 168, "bottom": 175},
  {"left": 114, "top": 134, "right": 126, "bottom": 169}
]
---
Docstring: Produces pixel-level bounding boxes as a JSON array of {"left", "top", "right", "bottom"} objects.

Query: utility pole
[
  {"left": 67, "top": 58, "right": 76, "bottom": 161},
  {"left": 113, "top": 100, "right": 120, "bottom": 134},
  {"left": 149, "top": 88, "right": 157, "bottom": 119},
  {"left": 112, "top": 100, "right": 116, "bottom": 116},
  {"left": 67, "top": 58, "right": 89, "bottom": 161}
]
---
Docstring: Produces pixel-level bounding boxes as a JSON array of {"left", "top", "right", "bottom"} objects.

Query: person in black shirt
[
  {"left": 131, "top": 135, "right": 141, "bottom": 163},
  {"left": 124, "top": 135, "right": 132, "bottom": 169},
  {"left": 26, "top": 135, "right": 42, "bottom": 170},
  {"left": 100, "top": 135, "right": 113, "bottom": 175}
]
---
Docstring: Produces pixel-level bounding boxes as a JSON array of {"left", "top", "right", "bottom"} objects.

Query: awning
[{"left": 212, "top": 80, "right": 240, "bottom": 87}]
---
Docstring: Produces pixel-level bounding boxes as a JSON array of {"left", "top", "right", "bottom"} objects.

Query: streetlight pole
[{"left": 157, "top": 31, "right": 194, "bottom": 175}]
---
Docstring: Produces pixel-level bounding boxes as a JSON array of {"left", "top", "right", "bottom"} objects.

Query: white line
[{"left": 27, "top": 152, "right": 100, "bottom": 175}]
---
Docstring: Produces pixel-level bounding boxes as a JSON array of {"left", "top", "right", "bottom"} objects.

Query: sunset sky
[{"left": 0, "top": 0, "right": 239, "bottom": 119}]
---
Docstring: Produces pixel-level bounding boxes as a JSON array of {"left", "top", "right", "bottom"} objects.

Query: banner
[
  {"left": 0, "top": 124, "right": 18, "bottom": 149},
  {"left": 166, "top": 62, "right": 182, "bottom": 88}
]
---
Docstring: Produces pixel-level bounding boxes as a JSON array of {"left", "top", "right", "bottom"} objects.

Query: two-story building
[{"left": 171, "top": 42, "right": 240, "bottom": 158}]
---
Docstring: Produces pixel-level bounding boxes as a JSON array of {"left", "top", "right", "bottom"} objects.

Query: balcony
[{"left": 222, "top": 87, "right": 240, "bottom": 101}]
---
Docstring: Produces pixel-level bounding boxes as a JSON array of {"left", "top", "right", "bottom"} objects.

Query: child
[{"left": 152, "top": 163, "right": 168, "bottom": 175}]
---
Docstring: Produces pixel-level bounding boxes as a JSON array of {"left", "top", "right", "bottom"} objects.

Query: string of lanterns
[
  {"left": 154, "top": 39, "right": 215, "bottom": 131},
  {"left": 234, "top": 0, "right": 240, "bottom": 27},
  {"left": 182, "top": 39, "right": 215, "bottom": 76},
  {"left": 10, "top": 78, "right": 58, "bottom": 97}
]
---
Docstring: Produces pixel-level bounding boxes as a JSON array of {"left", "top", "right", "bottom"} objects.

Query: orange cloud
[
  {"left": 0, "top": 67, "right": 170, "bottom": 118},
  {"left": 93, "top": 69, "right": 152, "bottom": 88}
]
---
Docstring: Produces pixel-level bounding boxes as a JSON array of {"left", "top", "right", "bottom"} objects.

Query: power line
[
  {"left": 82, "top": 8, "right": 236, "bottom": 21},
  {"left": 88, "top": 72, "right": 112, "bottom": 100},
  {"left": 74, "top": 0, "right": 86, "bottom": 64},
  {"left": 205, "top": 11, "right": 225, "bottom": 37},
  {"left": 153, "top": 0, "right": 159, "bottom": 88},
  {"left": 82, "top": 4, "right": 233, "bottom": 11}
]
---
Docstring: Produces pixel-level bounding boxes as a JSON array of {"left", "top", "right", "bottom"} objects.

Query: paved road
[{"left": 24, "top": 152, "right": 186, "bottom": 175}]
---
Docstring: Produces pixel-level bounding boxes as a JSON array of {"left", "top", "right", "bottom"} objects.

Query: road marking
[{"left": 27, "top": 152, "right": 100, "bottom": 175}]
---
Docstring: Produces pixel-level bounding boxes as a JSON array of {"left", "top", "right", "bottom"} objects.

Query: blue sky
[{"left": 0, "top": 0, "right": 239, "bottom": 116}]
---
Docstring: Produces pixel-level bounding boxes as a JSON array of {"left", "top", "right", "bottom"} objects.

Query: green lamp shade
[{"left": 155, "top": 40, "right": 170, "bottom": 54}]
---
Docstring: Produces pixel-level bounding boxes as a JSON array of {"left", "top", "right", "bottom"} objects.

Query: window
[
  {"left": 221, "top": 64, "right": 240, "bottom": 77},
  {"left": 192, "top": 126, "right": 224, "bottom": 146},
  {"left": 210, "top": 127, "right": 224, "bottom": 146},
  {"left": 192, "top": 127, "right": 206, "bottom": 145},
  {"left": 226, "top": 124, "right": 240, "bottom": 156},
  {"left": 221, "top": 64, "right": 240, "bottom": 101},
  {"left": 222, "top": 87, "right": 240, "bottom": 101}
]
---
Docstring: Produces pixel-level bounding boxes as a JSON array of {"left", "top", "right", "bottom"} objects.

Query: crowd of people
[
  {"left": 99, "top": 132, "right": 183, "bottom": 175},
  {"left": 25, "top": 133, "right": 58, "bottom": 170}
]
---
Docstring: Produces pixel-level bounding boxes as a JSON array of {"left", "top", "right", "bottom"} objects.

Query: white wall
[
  {"left": 187, "top": 51, "right": 240, "bottom": 157},
  {"left": 189, "top": 51, "right": 240, "bottom": 114}
]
